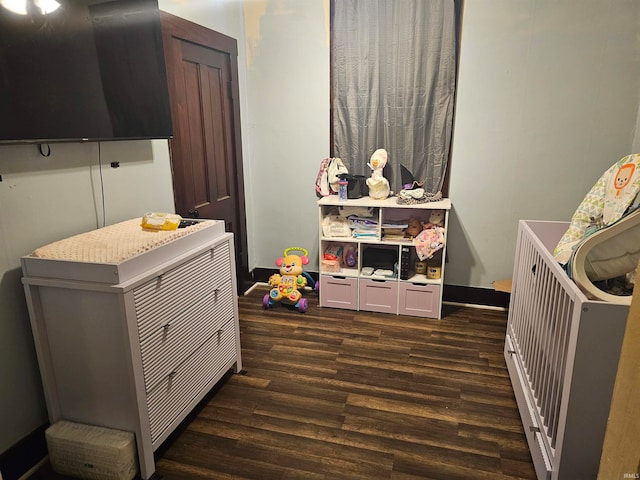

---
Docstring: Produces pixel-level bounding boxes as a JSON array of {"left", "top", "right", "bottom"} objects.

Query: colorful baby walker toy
[{"left": 263, "top": 247, "right": 317, "bottom": 313}]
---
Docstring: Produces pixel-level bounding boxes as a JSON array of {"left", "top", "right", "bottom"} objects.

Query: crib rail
[
  {"left": 508, "top": 226, "right": 573, "bottom": 458},
  {"left": 505, "top": 220, "right": 628, "bottom": 480}
]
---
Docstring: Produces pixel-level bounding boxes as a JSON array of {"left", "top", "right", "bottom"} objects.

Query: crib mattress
[{"left": 22, "top": 218, "right": 225, "bottom": 285}]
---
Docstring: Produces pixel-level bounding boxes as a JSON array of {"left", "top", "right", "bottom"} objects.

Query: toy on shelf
[
  {"left": 423, "top": 210, "right": 444, "bottom": 229},
  {"left": 404, "top": 217, "right": 423, "bottom": 238},
  {"left": 264, "top": 247, "right": 316, "bottom": 313},
  {"left": 366, "top": 148, "right": 390, "bottom": 200},
  {"left": 343, "top": 244, "right": 357, "bottom": 267},
  {"left": 321, "top": 243, "right": 358, "bottom": 273},
  {"left": 322, "top": 244, "right": 343, "bottom": 273},
  {"left": 397, "top": 164, "right": 443, "bottom": 205},
  {"left": 414, "top": 211, "right": 446, "bottom": 260}
]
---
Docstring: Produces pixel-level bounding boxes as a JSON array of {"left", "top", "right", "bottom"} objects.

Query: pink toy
[{"left": 414, "top": 227, "right": 445, "bottom": 260}]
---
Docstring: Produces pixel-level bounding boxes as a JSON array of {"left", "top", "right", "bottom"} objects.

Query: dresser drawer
[
  {"left": 358, "top": 278, "right": 398, "bottom": 314},
  {"left": 134, "top": 242, "right": 231, "bottom": 341},
  {"left": 146, "top": 319, "right": 237, "bottom": 443},
  {"left": 139, "top": 282, "right": 234, "bottom": 393},
  {"left": 398, "top": 283, "right": 440, "bottom": 318}
]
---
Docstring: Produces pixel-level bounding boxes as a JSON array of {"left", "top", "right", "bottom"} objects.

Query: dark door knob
[{"left": 188, "top": 209, "right": 200, "bottom": 218}]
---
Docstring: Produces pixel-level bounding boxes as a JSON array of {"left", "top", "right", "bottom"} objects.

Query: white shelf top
[{"left": 318, "top": 195, "right": 451, "bottom": 210}]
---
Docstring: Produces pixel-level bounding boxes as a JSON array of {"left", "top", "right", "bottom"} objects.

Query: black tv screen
[{"left": 0, "top": 0, "right": 173, "bottom": 144}]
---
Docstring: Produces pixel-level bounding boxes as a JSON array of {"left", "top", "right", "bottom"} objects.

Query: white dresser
[{"left": 21, "top": 219, "right": 242, "bottom": 479}]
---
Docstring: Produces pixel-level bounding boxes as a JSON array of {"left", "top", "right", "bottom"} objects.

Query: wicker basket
[{"left": 45, "top": 421, "right": 137, "bottom": 480}]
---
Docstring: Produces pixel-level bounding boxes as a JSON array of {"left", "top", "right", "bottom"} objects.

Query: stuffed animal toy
[
  {"left": 414, "top": 210, "right": 446, "bottom": 260},
  {"left": 424, "top": 210, "right": 444, "bottom": 229},
  {"left": 405, "top": 217, "right": 423, "bottom": 238},
  {"left": 366, "top": 148, "right": 390, "bottom": 200},
  {"left": 264, "top": 247, "right": 311, "bottom": 313}
]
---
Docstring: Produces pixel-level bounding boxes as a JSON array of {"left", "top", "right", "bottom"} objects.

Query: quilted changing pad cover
[{"left": 31, "top": 218, "right": 212, "bottom": 264}]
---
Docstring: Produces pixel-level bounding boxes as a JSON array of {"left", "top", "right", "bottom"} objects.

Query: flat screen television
[{"left": 0, "top": 0, "right": 173, "bottom": 144}]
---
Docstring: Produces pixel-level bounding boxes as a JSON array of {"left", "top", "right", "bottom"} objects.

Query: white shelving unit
[{"left": 318, "top": 195, "right": 451, "bottom": 318}]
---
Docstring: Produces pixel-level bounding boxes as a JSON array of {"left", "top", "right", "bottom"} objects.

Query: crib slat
[
  {"left": 545, "top": 288, "right": 562, "bottom": 444},
  {"left": 537, "top": 261, "right": 554, "bottom": 424},
  {"left": 541, "top": 275, "right": 562, "bottom": 427},
  {"left": 550, "top": 291, "right": 573, "bottom": 448},
  {"left": 545, "top": 279, "right": 561, "bottom": 421}
]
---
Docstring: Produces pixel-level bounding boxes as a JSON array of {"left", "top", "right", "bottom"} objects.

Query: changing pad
[{"left": 31, "top": 218, "right": 212, "bottom": 264}]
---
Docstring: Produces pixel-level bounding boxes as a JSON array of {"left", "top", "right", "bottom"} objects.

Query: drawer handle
[{"left": 153, "top": 275, "right": 164, "bottom": 289}]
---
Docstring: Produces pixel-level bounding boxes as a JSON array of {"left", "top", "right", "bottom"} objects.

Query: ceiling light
[
  {"left": 1, "top": 0, "right": 28, "bottom": 15},
  {"left": 35, "top": 0, "right": 60, "bottom": 14}
]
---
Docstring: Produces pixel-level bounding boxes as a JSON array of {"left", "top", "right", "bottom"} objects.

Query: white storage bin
[{"left": 46, "top": 421, "right": 138, "bottom": 480}]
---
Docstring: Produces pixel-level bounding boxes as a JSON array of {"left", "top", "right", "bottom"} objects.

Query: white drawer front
[
  {"left": 134, "top": 242, "right": 231, "bottom": 341},
  {"left": 139, "top": 282, "right": 234, "bottom": 393},
  {"left": 146, "top": 319, "right": 237, "bottom": 443}
]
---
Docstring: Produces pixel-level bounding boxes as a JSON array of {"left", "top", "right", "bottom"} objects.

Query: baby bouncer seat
[{"left": 554, "top": 154, "right": 640, "bottom": 304}]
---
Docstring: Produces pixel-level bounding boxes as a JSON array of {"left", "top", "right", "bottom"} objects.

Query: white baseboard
[
  {"left": 442, "top": 300, "right": 507, "bottom": 311},
  {"left": 243, "top": 282, "right": 268, "bottom": 295},
  {"left": 17, "top": 457, "right": 47, "bottom": 480}
]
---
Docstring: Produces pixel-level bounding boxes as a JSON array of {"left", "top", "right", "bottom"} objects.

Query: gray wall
[
  {"left": 0, "top": 0, "right": 247, "bottom": 457},
  {"left": 0, "top": 141, "right": 175, "bottom": 454},
  {"left": 1, "top": 0, "right": 639, "bottom": 460},
  {"left": 447, "top": 0, "right": 640, "bottom": 287}
]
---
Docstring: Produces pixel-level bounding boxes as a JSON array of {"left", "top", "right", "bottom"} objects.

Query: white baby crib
[{"left": 504, "top": 220, "right": 629, "bottom": 480}]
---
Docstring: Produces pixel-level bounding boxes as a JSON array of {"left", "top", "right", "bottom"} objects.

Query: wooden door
[{"left": 160, "top": 11, "right": 250, "bottom": 293}]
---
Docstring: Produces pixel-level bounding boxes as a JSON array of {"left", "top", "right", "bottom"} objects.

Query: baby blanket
[{"left": 413, "top": 226, "right": 445, "bottom": 260}]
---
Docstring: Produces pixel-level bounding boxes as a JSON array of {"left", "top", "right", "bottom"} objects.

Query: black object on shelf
[
  {"left": 362, "top": 246, "right": 397, "bottom": 270},
  {"left": 400, "top": 246, "right": 411, "bottom": 280},
  {"left": 337, "top": 174, "right": 366, "bottom": 199}
]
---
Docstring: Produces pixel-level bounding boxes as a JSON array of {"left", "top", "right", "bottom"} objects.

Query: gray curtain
[{"left": 332, "top": 0, "right": 457, "bottom": 194}]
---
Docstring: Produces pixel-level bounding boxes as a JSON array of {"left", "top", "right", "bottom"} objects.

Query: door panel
[{"left": 161, "top": 11, "right": 250, "bottom": 292}]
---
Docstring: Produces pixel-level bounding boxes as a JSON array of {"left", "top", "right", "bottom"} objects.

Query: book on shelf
[
  {"left": 381, "top": 223, "right": 408, "bottom": 229},
  {"left": 382, "top": 234, "right": 409, "bottom": 241}
]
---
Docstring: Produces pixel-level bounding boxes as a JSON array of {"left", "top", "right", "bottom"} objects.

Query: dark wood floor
[{"left": 31, "top": 285, "right": 535, "bottom": 480}]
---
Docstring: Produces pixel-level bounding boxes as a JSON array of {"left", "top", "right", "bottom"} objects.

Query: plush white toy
[
  {"left": 366, "top": 148, "right": 390, "bottom": 200},
  {"left": 424, "top": 210, "right": 444, "bottom": 229}
]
